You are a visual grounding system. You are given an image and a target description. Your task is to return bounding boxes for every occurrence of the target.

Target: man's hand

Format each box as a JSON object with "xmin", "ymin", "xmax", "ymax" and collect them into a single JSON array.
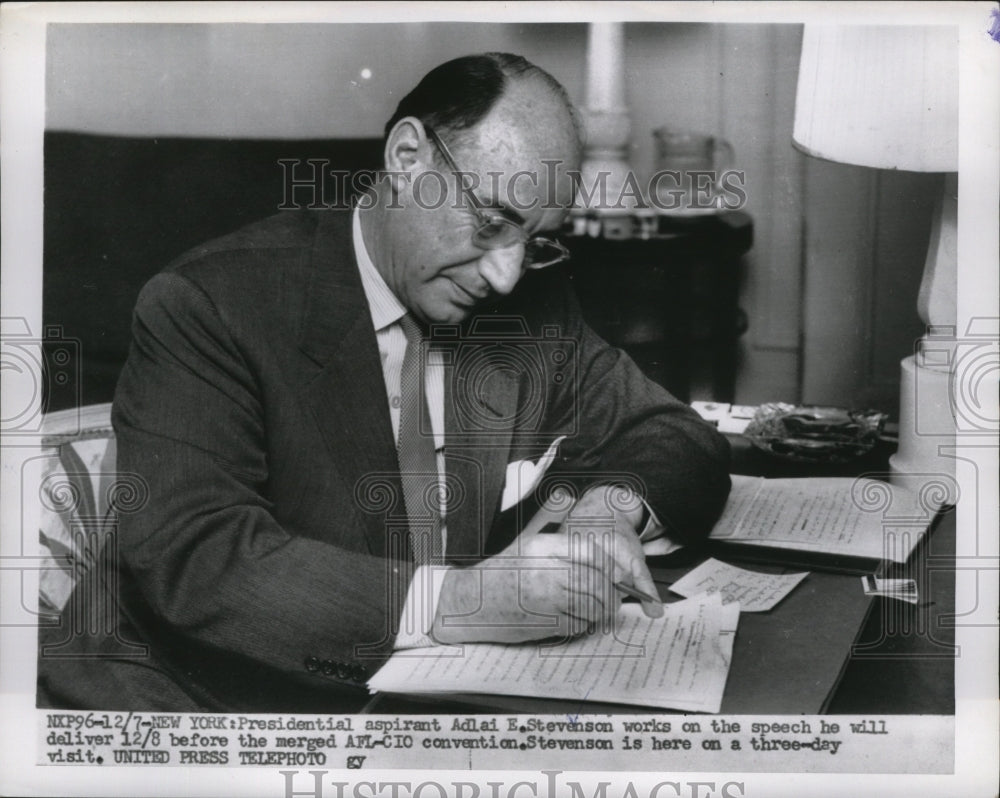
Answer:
[
  {"xmin": 563, "ymin": 484, "xmax": 663, "ymax": 619},
  {"xmin": 432, "ymin": 484, "xmax": 663, "ymax": 645}
]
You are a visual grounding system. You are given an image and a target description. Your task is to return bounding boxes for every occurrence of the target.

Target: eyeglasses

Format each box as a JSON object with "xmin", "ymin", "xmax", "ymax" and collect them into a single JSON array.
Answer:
[{"xmin": 424, "ymin": 126, "xmax": 570, "ymax": 270}]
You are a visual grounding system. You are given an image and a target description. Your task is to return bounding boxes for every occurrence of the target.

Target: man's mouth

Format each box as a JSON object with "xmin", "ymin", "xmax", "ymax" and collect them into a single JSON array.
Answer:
[{"xmin": 451, "ymin": 280, "xmax": 489, "ymax": 306}]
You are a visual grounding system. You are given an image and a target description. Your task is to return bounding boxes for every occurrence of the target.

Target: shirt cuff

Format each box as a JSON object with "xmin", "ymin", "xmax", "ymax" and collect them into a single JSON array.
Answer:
[
  {"xmin": 393, "ymin": 564, "xmax": 450, "ymax": 650},
  {"xmin": 638, "ymin": 500, "xmax": 685, "ymax": 556},
  {"xmin": 637, "ymin": 499, "xmax": 663, "ymax": 541}
]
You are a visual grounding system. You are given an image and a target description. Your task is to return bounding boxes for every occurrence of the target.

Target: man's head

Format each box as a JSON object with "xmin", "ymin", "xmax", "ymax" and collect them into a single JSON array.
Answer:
[{"xmin": 363, "ymin": 53, "xmax": 582, "ymax": 325}]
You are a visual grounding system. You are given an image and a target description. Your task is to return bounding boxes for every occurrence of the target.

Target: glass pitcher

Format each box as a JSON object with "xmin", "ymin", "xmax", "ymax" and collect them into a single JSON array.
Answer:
[{"xmin": 651, "ymin": 129, "xmax": 735, "ymax": 214}]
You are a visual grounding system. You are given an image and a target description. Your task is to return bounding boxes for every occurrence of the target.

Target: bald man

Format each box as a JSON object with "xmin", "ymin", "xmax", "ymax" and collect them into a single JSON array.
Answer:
[{"xmin": 39, "ymin": 53, "xmax": 730, "ymax": 712}]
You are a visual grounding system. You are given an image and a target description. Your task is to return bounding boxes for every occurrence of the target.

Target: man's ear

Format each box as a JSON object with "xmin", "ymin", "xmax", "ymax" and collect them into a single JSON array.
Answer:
[
  {"xmin": 384, "ymin": 117, "xmax": 430, "ymax": 174},
  {"xmin": 383, "ymin": 117, "xmax": 432, "ymax": 201}
]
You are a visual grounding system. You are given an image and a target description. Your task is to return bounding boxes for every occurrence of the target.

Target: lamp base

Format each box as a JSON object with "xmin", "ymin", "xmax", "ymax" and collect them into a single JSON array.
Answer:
[{"xmin": 888, "ymin": 353, "xmax": 958, "ymax": 508}]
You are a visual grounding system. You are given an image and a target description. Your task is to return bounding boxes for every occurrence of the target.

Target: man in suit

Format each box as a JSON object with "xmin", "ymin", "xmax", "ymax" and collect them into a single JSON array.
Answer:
[{"xmin": 38, "ymin": 53, "xmax": 730, "ymax": 712}]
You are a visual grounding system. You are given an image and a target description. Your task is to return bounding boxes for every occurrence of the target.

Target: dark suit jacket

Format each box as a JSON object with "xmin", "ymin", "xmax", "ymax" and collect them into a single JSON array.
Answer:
[{"xmin": 38, "ymin": 209, "xmax": 730, "ymax": 712}]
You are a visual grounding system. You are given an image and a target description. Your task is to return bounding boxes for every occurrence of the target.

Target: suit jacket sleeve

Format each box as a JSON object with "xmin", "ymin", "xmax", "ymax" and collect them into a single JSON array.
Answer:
[
  {"xmin": 112, "ymin": 271, "xmax": 411, "ymax": 698},
  {"xmin": 530, "ymin": 270, "xmax": 731, "ymax": 545}
]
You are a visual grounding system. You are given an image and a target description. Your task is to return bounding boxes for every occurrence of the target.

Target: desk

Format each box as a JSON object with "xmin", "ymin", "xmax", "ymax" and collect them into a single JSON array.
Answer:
[
  {"xmin": 728, "ymin": 433, "xmax": 956, "ymax": 713},
  {"xmin": 830, "ymin": 508, "xmax": 955, "ymax": 714},
  {"xmin": 372, "ymin": 439, "xmax": 955, "ymax": 715}
]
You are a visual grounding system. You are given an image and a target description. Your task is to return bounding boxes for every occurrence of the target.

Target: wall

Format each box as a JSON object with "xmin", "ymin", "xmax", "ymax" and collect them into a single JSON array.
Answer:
[
  {"xmin": 46, "ymin": 21, "xmax": 929, "ymax": 411},
  {"xmin": 801, "ymin": 163, "xmax": 935, "ymax": 409},
  {"xmin": 45, "ymin": 24, "xmax": 588, "ymax": 138}
]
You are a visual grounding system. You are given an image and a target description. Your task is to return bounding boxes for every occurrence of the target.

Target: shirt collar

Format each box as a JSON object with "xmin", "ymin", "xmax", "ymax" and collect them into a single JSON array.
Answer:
[{"xmin": 353, "ymin": 206, "xmax": 406, "ymax": 332}]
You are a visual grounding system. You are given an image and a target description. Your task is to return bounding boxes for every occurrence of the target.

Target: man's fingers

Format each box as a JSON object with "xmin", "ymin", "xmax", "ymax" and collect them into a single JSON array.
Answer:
[
  {"xmin": 629, "ymin": 555, "xmax": 664, "ymax": 618},
  {"xmin": 563, "ymin": 615, "xmax": 592, "ymax": 639},
  {"xmin": 587, "ymin": 525, "xmax": 663, "ymax": 619},
  {"xmin": 517, "ymin": 524, "xmax": 660, "ymax": 622},
  {"xmin": 563, "ymin": 563, "xmax": 615, "ymax": 616},
  {"xmin": 565, "ymin": 522, "xmax": 642, "ymax": 582},
  {"xmin": 563, "ymin": 598, "xmax": 604, "ymax": 626},
  {"xmin": 562, "ymin": 552, "xmax": 620, "ymax": 625}
]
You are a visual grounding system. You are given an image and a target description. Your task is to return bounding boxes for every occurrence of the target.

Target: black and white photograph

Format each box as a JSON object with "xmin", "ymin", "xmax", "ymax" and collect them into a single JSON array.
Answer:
[{"xmin": 1, "ymin": 2, "xmax": 997, "ymax": 796}]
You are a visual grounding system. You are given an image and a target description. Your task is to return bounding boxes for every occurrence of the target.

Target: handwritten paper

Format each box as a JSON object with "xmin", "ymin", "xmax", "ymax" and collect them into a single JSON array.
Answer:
[
  {"xmin": 709, "ymin": 475, "xmax": 928, "ymax": 564},
  {"xmin": 670, "ymin": 558, "xmax": 808, "ymax": 612},
  {"xmin": 369, "ymin": 593, "xmax": 739, "ymax": 713}
]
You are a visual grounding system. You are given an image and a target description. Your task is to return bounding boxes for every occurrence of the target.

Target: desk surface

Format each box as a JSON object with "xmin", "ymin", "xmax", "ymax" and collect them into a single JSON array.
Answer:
[
  {"xmin": 727, "ymin": 433, "xmax": 956, "ymax": 714},
  {"xmin": 830, "ymin": 507, "xmax": 955, "ymax": 714},
  {"xmin": 373, "ymin": 461, "xmax": 956, "ymax": 716},
  {"xmin": 653, "ymin": 560, "xmax": 872, "ymax": 714},
  {"xmin": 375, "ymin": 553, "xmax": 874, "ymax": 716}
]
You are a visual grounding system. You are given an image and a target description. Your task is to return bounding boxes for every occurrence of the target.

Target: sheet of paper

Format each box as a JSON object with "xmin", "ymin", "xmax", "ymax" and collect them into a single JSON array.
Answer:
[
  {"xmin": 368, "ymin": 593, "xmax": 739, "ymax": 713},
  {"xmin": 669, "ymin": 557, "xmax": 808, "ymax": 612},
  {"xmin": 709, "ymin": 475, "xmax": 927, "ymax": 563}
]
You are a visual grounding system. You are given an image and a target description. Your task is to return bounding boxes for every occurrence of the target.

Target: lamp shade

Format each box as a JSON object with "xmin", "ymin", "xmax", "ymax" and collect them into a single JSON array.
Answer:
[{"xmin": 793, "ymin": 26, "xmax": 958, "ymax": 172}]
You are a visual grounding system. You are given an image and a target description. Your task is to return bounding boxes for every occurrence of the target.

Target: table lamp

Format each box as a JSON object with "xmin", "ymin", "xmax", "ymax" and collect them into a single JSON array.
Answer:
[{"xmin": 792, "ymin": 25, "xmax": 959, "ymax": 502}]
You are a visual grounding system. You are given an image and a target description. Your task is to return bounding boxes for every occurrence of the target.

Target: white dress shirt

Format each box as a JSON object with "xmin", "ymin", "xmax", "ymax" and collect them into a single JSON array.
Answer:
[
  {"xmin": 352, "ymin": 208, "xmax": 448, "ymax": 647},
  {"xmin": 351, "ymin": 208, "xmax": 673, "ymax": 648}
]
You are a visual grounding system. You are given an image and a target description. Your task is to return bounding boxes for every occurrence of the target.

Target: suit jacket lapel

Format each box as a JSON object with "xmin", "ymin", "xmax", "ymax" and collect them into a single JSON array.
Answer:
[
  {"xmin": 443, "ymin": 340, "xmax": 519, "ymax": 561},
  {"xmin": 297, "ymin": 210, "xmax": 520, "ymax": 562},
  {"xmin": 299, "ymin": 210, "xmax": 402, "ymax": 558}
]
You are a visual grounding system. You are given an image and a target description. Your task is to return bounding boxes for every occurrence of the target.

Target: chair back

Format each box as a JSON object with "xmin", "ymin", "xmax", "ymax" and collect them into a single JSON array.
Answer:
[{"xmin": 38, "ymin": 402, "xmax": 117, "ymax": 614}]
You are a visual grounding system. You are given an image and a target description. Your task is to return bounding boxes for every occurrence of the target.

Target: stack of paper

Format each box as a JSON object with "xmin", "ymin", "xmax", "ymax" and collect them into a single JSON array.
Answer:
[
  {"xmin": 368, "ymin": 593, "xmax": 739, "ymax": 713},
  {"xmin": 708, "ymin": 475, "xmax": 932, "ymax": 572}
]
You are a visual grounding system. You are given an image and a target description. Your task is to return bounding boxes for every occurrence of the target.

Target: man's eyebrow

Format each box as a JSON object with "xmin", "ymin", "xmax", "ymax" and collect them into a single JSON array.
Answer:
[
  {"xmin": 489, "ymin": 200, "xmax": 568, "ymax": 236},
  {"xmin": 492, "ymin": 204, "xmax": 527, "ymax": 226},
  {"xmin": 466, "ymin": 186, "xmax": 527, "ymax": 226}
]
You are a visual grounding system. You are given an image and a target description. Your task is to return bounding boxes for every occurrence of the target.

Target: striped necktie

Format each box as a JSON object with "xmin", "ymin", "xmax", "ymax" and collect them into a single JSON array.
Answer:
[{"xmin": 397, "ymin": 314, "xmax": 442, "ymax": 565}]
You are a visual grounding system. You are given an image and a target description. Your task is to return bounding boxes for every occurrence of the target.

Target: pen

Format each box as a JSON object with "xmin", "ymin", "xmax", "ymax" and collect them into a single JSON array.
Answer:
[
  {"xmin": 538, "ymin": 522, "xmax": 661, "ymax": 604},
  {"xmin": 614, "ymin": 582, "xmax": 661, "ymax": 604}
]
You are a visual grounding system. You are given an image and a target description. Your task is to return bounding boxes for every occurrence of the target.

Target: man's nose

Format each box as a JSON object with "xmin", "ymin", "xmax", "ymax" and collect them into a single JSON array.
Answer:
[{"xmin": 477, "ymin": 245, "xmax": 524, "ymax": 296}]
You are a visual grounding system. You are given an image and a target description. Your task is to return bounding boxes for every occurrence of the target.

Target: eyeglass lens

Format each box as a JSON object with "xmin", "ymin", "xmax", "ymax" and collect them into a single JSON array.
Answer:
[{"xmin": 426, "ymin": 126, "xmax": 568, "ymax": 269}]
